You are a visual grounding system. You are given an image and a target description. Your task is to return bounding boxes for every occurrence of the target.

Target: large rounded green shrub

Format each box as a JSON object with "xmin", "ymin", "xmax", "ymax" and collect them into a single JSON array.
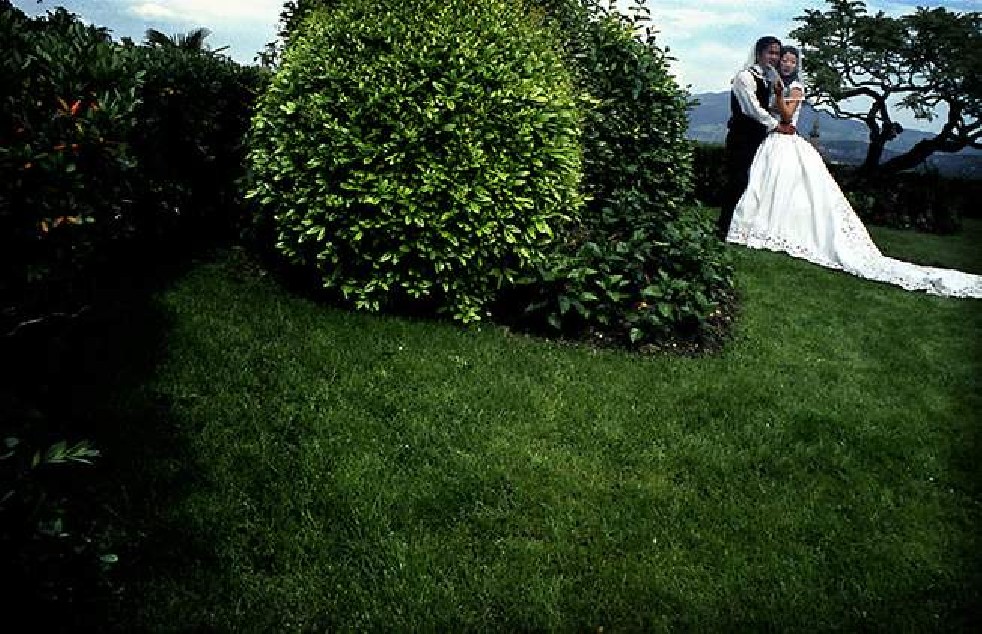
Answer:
[{"xmin": 247, "ymin": 0, "xmax": 584, "ymax": 322}]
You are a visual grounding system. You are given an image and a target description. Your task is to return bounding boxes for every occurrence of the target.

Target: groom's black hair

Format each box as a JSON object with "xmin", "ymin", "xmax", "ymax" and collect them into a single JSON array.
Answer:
[{"xmin": 755, "ymin": 36, "xmax": 781, "ymax": 57}]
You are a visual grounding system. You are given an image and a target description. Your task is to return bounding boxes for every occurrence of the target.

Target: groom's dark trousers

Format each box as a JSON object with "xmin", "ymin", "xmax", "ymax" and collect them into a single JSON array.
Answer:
[{"xmin": 717, "ymin": 75, "xmax": 771, "ymax": 239}]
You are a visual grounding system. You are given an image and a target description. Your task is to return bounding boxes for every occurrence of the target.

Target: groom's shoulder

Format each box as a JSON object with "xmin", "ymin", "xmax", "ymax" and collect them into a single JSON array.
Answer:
[
  {"xmin": 746, "ymin": 65, "xmax": 766, "ymax": 79},
  {"xmin": 731, "ymin": 67, "xmax": 755, "ymax": 85}
]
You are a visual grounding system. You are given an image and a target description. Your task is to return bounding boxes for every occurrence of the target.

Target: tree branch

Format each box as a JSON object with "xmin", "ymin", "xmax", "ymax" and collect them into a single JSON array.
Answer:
[
  {"xmin": 3, "ymin": 307, "xmax": 90, "ymax": 339},
  {"xmin": 792, "ymin": 0, "xmax": 982, "ymax": 174}
]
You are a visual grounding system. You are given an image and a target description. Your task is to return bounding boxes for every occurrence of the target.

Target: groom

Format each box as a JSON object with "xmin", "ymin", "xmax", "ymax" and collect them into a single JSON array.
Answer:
[{"xmin": 716, "ymin": 36, "xmax": 797, "ymax": 239}]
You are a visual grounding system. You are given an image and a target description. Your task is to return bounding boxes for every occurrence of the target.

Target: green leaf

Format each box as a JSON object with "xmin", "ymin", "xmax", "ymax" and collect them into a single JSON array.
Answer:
[{"xmin": 558, "ymin": 295, "xmax": 571, "ymax": 315}]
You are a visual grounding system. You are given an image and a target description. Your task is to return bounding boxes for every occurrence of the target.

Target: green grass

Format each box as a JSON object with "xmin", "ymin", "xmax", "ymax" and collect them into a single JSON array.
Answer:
[
  {"xmin": 85, "ymin": 219, "xmax": 981, "ymax": 631},
  {"xmin": 868, "ymin": 219, "xmax": 982, "ymax": 275}
]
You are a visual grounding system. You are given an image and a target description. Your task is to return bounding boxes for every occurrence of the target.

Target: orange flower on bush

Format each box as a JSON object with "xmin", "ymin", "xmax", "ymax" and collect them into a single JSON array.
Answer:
[
  {"xmin": 52, "ymin": 215, "xmax": 82, "ymax": 227},
  {"xmin": 56, "ymin": 97, "xmax": 84, "ymax": 117},
  {"xmin": 39, "ymin": 216, "xmax": 82, "ymax": 234}
]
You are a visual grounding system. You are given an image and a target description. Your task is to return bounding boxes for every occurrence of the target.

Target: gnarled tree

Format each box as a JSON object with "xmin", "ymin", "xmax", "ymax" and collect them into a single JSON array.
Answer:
[{"xmin": 791, "ymin": 0, "xmax": 981, "ymax": 175}]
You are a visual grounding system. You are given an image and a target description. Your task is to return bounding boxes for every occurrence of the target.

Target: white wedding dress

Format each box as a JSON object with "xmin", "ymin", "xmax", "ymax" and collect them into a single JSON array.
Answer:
[{"xmin": 726, "ymin": 90, "xmax": 982, "ymax": 299}]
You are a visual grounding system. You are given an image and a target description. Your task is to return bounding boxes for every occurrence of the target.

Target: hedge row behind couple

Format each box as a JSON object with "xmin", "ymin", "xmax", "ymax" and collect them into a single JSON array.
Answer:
[{"xmin": 718, "ymin": 36, "xmax": 982, "ymax": 299}]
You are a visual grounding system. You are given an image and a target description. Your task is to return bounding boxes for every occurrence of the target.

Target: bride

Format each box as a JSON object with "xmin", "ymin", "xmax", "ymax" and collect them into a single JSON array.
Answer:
[{"xmin": 725, "ymin": 45, "xmax": 982, "ymax": 299}]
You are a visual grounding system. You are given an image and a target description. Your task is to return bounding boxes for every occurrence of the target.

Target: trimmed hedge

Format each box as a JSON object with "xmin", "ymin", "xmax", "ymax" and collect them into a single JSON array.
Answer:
[
  {"xmin": 1, "ymin": 3, "xmax": 267, "ymax": 328},
  {"xmin": 261, "ymin": 0, "xmax": 734, "ymax": 347},
  {"xmin": 1, "ymin": 5, "xmax": 144, "ymax": 317},
  {"xmin": 247, "ymin": 0, "xmax": 584, "ymax": 322},
  {"xmin": 129, "ymin": 45, "xmax": 269, "ymax": 239}
]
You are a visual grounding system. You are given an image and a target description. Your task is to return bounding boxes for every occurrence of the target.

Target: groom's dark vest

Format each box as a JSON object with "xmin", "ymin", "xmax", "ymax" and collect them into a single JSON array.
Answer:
[{"xmin": 727, "ymin": 71, "xmax": 770, "ymax": 143}]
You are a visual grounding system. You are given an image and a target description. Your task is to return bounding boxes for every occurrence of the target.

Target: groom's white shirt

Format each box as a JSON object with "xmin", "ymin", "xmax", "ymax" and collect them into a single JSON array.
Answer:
[{"xmin": 732, "ymin": 64, "xmax": 778, "ymax": 132}]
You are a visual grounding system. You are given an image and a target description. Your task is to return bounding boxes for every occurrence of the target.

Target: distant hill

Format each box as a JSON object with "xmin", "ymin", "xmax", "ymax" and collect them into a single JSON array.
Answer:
[{"xmin": 687, "ymin": 92, "xmax": 982, "ymax": 179}]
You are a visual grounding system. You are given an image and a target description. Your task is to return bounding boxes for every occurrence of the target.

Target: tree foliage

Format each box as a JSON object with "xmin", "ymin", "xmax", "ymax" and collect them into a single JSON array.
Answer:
[
  {"xmin": 143, "ymin": 27, "xmax": 224, "ymax": 53},
  {"xmin": 791, "ymin": 0, "xmax": 982, "ymax": 175},
  {"xmin": 255, "ymin": 0, "xmax": 333, "ymax": 67}
]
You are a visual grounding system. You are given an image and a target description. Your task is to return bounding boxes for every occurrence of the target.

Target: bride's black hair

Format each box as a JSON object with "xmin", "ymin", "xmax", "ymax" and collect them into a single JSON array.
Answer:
[{"xmin": 780, "ymin": 46, "xmax": 800, "ymax": 85}]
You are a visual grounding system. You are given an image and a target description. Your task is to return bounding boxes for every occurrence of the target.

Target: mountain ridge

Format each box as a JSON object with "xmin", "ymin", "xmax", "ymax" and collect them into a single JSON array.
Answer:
[{"xmin": 686, "ymin": 91, "xmax": 982, "ymax": 178}]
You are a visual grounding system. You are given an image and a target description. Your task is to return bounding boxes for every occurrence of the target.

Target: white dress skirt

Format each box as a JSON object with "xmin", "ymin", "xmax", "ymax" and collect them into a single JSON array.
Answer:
[{"xmin": 726, "ymin": 133, "xmax": 982, "ymax": 299}]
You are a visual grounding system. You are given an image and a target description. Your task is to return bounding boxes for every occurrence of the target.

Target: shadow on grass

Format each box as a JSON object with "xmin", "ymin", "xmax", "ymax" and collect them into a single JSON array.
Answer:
[
  {"xmin": 0, "ymin": 242, "xmax": 226, "ymax": 632},
  {"xmin": 8, "ymin": 231, "xmax": 979, "ymax": 630},
  {"xmin": 951, "ymin": 298, "xmax": 982, "ymax": 629}
]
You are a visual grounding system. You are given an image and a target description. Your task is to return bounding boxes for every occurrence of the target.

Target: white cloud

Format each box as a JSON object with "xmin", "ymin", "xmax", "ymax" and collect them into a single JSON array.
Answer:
[
  {"xmin": 666, "ymin": 41, "xmax": 749, "ymax": 92},
  {"xmin": 667, "ymin": 0, "xmax": 782, "ymax": 6},
  {"xmin": 629, "ymin": 0, "xmax": 803, "ymax": 90},
  {"xmin": 125, "ymin": 0, "xmax": 282, "ymax": 25},
  {"xmin": 129, "ymin": 3, "xmax": 181, "ymax": 20},
  {"xmin": 649, "ymin": 8, "xmax": 756, "ymax": 39},
  {"xmin": 641, "ymin": 0, "xmax": 787, "ymax": 36}
]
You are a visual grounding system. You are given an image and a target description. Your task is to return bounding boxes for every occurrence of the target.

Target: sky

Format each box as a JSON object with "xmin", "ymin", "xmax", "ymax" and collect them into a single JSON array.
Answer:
[{"xmin": 12, "ymin": 0, "xmax": 982, "ymax": 132}]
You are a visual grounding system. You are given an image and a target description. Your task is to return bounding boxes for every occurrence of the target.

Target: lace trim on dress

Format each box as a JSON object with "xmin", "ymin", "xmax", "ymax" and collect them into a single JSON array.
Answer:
[{"xmin": 728, "ymin": 224, "xmax": 844, "ymax": 270}]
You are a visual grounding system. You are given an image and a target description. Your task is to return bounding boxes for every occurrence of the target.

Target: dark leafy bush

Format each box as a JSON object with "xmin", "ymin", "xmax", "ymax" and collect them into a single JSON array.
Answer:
[
  {"xmin": 835, "ymin": 166, "xmax": 965, "ymax": 234},
  {"xmin": 0, "ymin": 6, "xmax": 132, "ymax": 618},
  {"xmin": 1, "ymin": 0, "xmax": 265, "ymax": 621},
  {"xmin": 690, "ymin": 142, "xmax": 726, "ymax": 208},
  {"xmin": 129, "ymin": 45, "xmax": 269, "ymax": 240},
  {"xmin": 247, "ymin": 0, "xmax": 584, "ymax": 322},
  {"xmin": 523, "ymin": 210, "xmax": 729, "ymax": 345},
  {"xmin": 517, "ymin": 0, "xmax": 733, "ymax": 347},
  {"xmin": 0, "ymin": 4, "xmax": 144, "ymax": 322},
  {"xmin": 1, "ymin": 3, "xmax": 266, "ymax": 328},
  {"xmin": 0, "ymin": 429, "xmax": 113, "ymax": 613}
]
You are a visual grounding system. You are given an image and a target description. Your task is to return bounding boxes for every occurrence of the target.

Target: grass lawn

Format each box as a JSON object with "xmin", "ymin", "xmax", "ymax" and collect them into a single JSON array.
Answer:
[{"xmin": 78, "ymin": 218, "xmax": 981, "ymax": 631}]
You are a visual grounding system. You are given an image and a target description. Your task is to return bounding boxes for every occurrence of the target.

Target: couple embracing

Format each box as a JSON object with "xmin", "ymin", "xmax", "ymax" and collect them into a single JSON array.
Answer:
[{"xmin": 716, "ymin": 36, "xmax": 982, "ymax": 299}]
